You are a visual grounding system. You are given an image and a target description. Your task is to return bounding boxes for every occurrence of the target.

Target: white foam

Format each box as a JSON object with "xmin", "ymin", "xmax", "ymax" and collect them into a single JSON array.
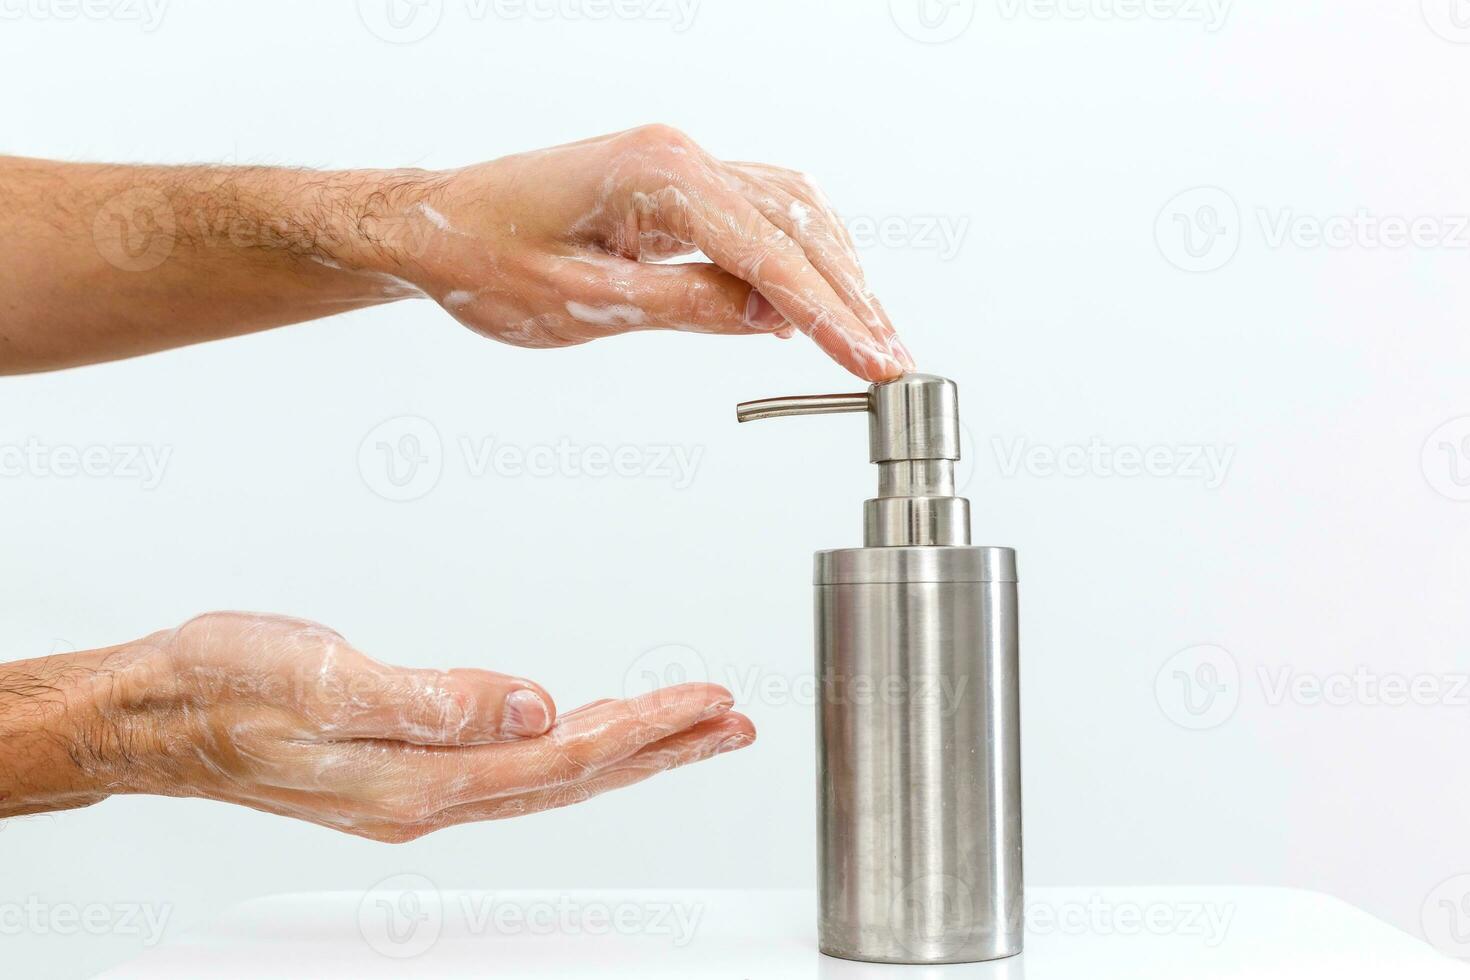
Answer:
[
  {"xmin": 413, "ymin": 201, "xmax": 452, "ymax": 231},
  {"xmin": 565, "ymin": 301, "xmax": 647, "ymax": 327},
  {"xmin": 788, "ymin": 200, "xmax": 812, "ymax": 232}
]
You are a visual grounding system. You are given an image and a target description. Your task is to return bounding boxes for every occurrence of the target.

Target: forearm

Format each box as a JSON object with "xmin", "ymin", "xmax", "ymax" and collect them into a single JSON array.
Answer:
[
  {"xmin": 0, "ymin": 644, "xmax": 145, "ymax": 817},
  {"xmin": 0, "ymin": 157, "xmax": 441, "ymax": 373}
]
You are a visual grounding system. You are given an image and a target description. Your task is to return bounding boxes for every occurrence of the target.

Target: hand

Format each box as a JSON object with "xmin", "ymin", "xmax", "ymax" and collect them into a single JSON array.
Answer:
[
  {"xmin": 1, "ymin": 135, "xmax": 912, "ymax": 377},
  {"xmin": 381, "ymin": 125, "xmax": 915, "ymax": 382},
  {"xmin": 0, "ymin": 612, "xmax": 753, "ymax": 841}
]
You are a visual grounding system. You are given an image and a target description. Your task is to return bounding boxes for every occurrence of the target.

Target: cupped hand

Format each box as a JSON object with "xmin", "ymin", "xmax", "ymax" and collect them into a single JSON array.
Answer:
[
  {"xmin": 84, "ymin": 612, "xmax": 753, "ymax": 841},
  {"xmin": 390, "ymin": 125, "xmax": 915, "ymax": 382}
]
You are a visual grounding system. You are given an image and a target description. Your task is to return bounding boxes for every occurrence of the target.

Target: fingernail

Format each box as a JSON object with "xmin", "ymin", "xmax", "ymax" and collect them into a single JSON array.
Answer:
[
  {"xmin": 699, "ymin": 698, "xmax": 735, "ymax": 722},
  {"xmin": 717, "ymin": 734, "xmax": 754, "ymax": 754},
  {"xmin": 502, "ymin": 689, "xmax": 552, "ymax": 737},
  {"xmin": 888, "ymin": 335, "xmax": 917, "ymax": 370},
  {"xmin": 743, "ymin": 290, "xmax": 785, "ymax": 331}
]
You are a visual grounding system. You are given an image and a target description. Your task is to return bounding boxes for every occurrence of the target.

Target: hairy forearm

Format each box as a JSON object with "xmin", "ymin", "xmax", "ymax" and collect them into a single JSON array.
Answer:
[
  {"xmin": 0, "ymin": 637, "xmax": 191, "ymax": 820},
  {"xmin": 0, "ymin": 157, "xmax": 445, "ymax": 373},
  {"xmin": 0, "ymin": 647, "xmax": 127, "ymax": 817}
]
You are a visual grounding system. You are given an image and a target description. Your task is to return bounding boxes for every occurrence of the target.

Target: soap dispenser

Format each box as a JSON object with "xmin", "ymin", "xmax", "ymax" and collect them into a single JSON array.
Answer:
[{"xmin": 737, "ymin": 373, "xmax": 1022, "ymax": 964}]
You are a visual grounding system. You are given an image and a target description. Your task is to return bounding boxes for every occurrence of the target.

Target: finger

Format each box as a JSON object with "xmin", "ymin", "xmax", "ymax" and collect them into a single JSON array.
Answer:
[
  {"xmin": 559, "ymin": 698, "xmax": 615, "ymax": 720},
  {"xmin": 561, "ymin": 253, "xmax": 786, "ymax": 336},
  {"xmin": 634, "ymin": 177, "xmax": 905, "ymax": 382},
  {"xmin": 409, "ymin": 711, "xmax": 756, "ymax": 834},
  {"xmin": 731, "ymin": 164, "xmax": 914, "ymax": 367},
  {"xmin": 483, "ymin": 681, "xmax": 736, "ymax": 795},
  {"xmin": 301, "ymin": 653, "xmax": 557, "ymax": 745},
  {"xmin": 727, "ymin": 166, "xmax": 913, "ymax": 370},
  {"xmin": 728, "ymin": 161, "xmax": 863, "ymax": 254},
  {"xmin": 252, "ymin": 699, "xmax": 750, "ymax": 842},
  {"xmin": 283, "ymin": 681, "xmax": 731, "ymax": 820},
  {"xmin": 674, "ymin": 183, "xmax": 901, "ymax": 380},
  {"xmin": 728, "ymin": 167, "xmax": 880, "ymax": 322}
]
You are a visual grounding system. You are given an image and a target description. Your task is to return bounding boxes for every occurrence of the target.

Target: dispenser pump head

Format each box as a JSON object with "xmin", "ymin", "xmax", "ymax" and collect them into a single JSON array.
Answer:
[{"xmin": 736, "ymin": 374, "xmax": 971, "ymax": 548}]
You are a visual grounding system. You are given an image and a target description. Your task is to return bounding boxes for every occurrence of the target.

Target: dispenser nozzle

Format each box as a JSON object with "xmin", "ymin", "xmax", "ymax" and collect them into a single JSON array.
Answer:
[
  {"xmin": 735, "ymin": 392, "xmax": 870, "ymax": 423},
  {"xmin": 735, "ymin": 374, "xmax": 972, "ymax": 548}
]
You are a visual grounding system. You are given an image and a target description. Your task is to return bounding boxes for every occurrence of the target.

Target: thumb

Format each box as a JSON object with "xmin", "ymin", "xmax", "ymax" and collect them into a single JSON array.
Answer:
[{"xmin": 305, "ymin": 658, "xmax": 558, "ymax": 745}]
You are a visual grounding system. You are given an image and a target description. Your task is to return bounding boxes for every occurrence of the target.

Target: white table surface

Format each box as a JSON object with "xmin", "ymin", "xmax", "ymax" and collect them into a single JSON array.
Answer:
[{"xmin": 97, "ymin": 886, "xmax": 1468, "ymax": 978}]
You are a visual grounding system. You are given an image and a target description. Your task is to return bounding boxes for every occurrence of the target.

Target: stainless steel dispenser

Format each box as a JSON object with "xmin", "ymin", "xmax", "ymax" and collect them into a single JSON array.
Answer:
[{"xmin": 737, "ymin": 373, "xmax": 1023, "ymax": 965}]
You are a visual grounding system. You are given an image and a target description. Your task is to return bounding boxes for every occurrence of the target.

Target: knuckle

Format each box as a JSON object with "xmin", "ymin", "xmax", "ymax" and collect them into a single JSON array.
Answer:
[
  {"xmin": 175, "ymin": 611, "xmax": 345, "ymax": 656},
  {"xmin": 629, "ymin": 123, "xmax": 695, "ymax": 153},
  {"xmin": 171, "ymin": 610, "xmax": 247, "ymax": 647}
]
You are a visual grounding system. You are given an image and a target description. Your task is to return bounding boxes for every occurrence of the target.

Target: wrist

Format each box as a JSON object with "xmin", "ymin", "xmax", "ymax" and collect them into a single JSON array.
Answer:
[{"xmin": 323, "ymin": 166, "xmax": 454, "ymax": 286}]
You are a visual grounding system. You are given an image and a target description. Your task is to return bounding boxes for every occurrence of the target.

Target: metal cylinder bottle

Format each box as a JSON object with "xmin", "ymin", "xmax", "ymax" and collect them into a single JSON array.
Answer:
[{"xmin": 738, "ymin": 374, "xmax": 1023, "ymax": 964}]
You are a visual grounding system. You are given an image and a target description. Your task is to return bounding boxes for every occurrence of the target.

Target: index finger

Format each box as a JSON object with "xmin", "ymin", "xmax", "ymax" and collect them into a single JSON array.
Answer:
[{"xmin": 639, "ymin": 176, "xmax": 906, "ymax": 382}]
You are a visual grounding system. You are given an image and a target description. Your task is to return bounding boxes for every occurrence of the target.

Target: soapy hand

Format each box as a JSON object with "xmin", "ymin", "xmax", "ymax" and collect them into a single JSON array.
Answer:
[
  {"xmin": 2, "ymin": 133, "xmax": 911, "ymax": 378},
  {"xmin": 382, "ymin": 125, "xmax": 915, "ymax": 382},
  {"xmin": 0, "ymin": 612, "xmax": 753, "ymax": 841}
]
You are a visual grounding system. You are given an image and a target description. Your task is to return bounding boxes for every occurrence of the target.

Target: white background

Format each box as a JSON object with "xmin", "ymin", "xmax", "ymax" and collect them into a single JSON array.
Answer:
[{"xmin": 3, "ymin": 0, "xmax": 1470, "ymax": 976}]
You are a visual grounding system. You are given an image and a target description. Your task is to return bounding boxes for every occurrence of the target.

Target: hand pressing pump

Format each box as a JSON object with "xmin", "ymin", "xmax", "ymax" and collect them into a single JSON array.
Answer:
[{"xmin": 738, "ymin": 374, "xmax": 1023, "ymax": 965}]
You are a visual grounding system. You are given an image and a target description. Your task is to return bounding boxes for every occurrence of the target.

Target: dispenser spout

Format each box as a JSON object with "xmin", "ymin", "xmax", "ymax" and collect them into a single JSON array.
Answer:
[
  {"xmin": 735, "ymin": 392, "xmax": 870, "ymax": 423},
  {"xmin": 735, "ymin": 374, "xmax": 972, "ymax": 548}
]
